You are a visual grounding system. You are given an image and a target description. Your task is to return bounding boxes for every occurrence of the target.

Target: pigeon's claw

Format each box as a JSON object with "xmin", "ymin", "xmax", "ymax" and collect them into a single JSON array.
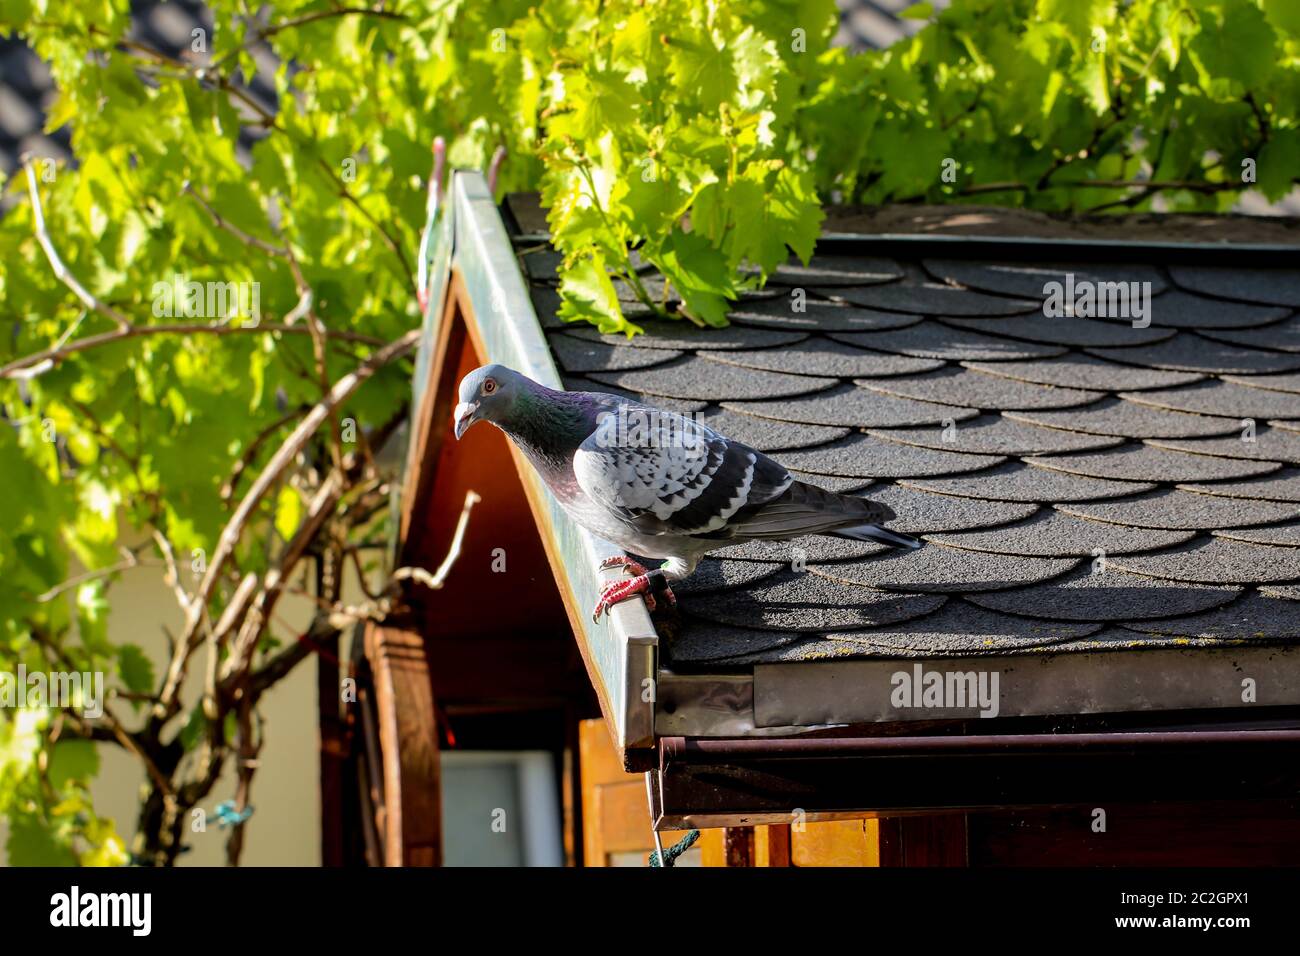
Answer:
[
  {"xmin": 598, "ymin": 555, "xmax": 649, "ymax": 576},
  {"xmin": 592, "ymin": 574, "xmax": 655, "ymax": 623}
]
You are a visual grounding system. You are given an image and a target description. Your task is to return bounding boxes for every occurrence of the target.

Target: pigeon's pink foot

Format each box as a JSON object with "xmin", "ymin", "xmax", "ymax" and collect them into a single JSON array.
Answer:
[
  {"xmin": 592, "ymin": 574, "xmax": 656, "ymax": 623},
  {"xmin": 598, "ymin": 555, "xmax": 649, "ymax": 576}
]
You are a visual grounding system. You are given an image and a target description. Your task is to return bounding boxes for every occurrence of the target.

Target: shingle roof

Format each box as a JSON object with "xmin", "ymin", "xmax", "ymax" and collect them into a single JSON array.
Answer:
[{"xmin": 515, "ymin": 228, "xmax": 1300, "ymax": 669}]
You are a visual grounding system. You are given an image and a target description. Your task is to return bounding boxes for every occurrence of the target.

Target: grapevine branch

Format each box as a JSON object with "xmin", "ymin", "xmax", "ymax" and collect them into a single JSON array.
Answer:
[
  {"xmin": 175, "ymin": 327, "xmax": 420, "ymax": 655},
  {"xmin": 84, "ymin": 25, "xmax": 415, "ymax": 286},
  {"xmin": 23, "ymin": 161, "xmax": 131, "ymax": 332},
  {"xmin": 0, "ymin": 322, "xmax": 387, "ymax": 380}
]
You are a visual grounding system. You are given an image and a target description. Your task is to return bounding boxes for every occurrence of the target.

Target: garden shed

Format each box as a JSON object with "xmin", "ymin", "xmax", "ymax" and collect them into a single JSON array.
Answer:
[{"xmin": 352, "ymin": 169, "xmax": 1300, "ymax": 866}]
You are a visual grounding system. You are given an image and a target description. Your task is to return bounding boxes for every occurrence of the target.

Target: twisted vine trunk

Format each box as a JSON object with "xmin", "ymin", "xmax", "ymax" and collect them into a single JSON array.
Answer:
[
  {"xmin": 128, "ymin": 737, "xmax": 189, "ymax": 866},
  {"xmin": 131, "ymin": 786, "xmax": 188, "ymax": 867}
]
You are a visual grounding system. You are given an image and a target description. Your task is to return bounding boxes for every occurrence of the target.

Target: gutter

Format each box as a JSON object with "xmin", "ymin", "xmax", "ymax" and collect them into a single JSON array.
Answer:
[{"xmin": 651, "ymin": 724, "xmax": 1300, "ymax": 829}]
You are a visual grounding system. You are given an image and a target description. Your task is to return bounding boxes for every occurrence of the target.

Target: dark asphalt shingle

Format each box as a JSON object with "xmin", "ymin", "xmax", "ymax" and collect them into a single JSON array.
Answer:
[
  {"xmin": 768, "ymin": 255, "xmax": 903, "ymax": 286},
  {"xmin": 866, "ymin": 484, "xmax": 1040, "ymax": 534},
  {"xmin": 684, "ymin": 568, "xmax": 947, "ymax": 632},
  {"xmin": 561, "ymin": 376, "xmax": 708, "ymax": 414},
  {"xmin": 929, "ymin": 509, "xmax": 1197, "ymax": 558},
  {"xmin": 942, "ymin": 313, "xmax": 1177, "ymax": 348},
  {"xmin": 1200, "ymin": 314, "xmax": 1300, "ymax": 353},
  {"xmin": 671, "ymin": 558, "xmax": 785, "ymax": 595},
  {"xmin": 699, "ymin": 407, "xmax": 850, "ymax": 452},
  {"xmin": 858, "ymin": 366, "xmax": 1103, "ymax": 410},
  {"xmin": 826, "ymin": 600, "xmax": 1106, "ymax": 656},
  {"xmin": 1110, "ymin": 537, "xmax": 1300, "ymax": 584},
  {"xmin": 1006, "ymin": 396, "xmax": 1243, "ymax": 438},
  {"xmin": 789, "ymin": 470, "xmax": 875, "ymax": 493},
  {"xmin": 586, "ymin": 354, "xmax": 836, "ymax": 401},
  {"xmin": 775, "ymin": 432, "xmax": 1004, "ymax": 478},
  {"xmin": 922, "ymin": 258, "xmax": 1167, "ymax": 299},
  {"xmin": 666, "ymin": 620, "xmax": 808, "ymax": 664},
  {"xmin": 714, "ymin": 532, "xmax": 886, "ymax": 563},
  {"xmin": 1225, "ymin": 371, "xmax": 1300, "ymax": 395},
  {"xmin": 705, "ymin": 337, "xmax": 942, "ymax": 377},
  {"xmin": 1026, "ymin": 444, "xmax": 1282, "ymax": 483},
  {"xmin": 567, "ymin": 320, "xmax": 807, "ymax": 351},
  {"xmin": 518, "ymin": 237, "xmax": 1300, "ymax": 665},
  {"xmin": 1261, "ymin": 584, "xmax": 1300, "ymax": 600},
  {"xmin": 1057, "ymin": 489, "xmax": 1299, "ymax": 529},
  {"xmin": 1213, "ymin": 521, "xmax": 1300, "ymax": 546},
  {"xmin": 870, "ymin": 416, "xmax": 1125, "ymax": 456},
  {"xmin": 1119, "ymin": 591, "xmax": 1300, "ymax": 639},
  {"xmin": 1142, "ymin": 290, "xmax": 1290, "ymax": 330},
  {"xmin": 901, "ymin": 461, "xmax": 1155, "ymax": 503},
  {"xmin": 1089, "ymin": 336, "xmax": 1300, "ymax": 374},
  {"xmin": 832, "ymin": 322, "xmax": 1067, "ymax": 361},
  {"xmin": 968, "ymin": 566, "xmax": 1242, "ymax": 621},
  {"xmin": 809, "ymin": 547, "xmax": 1080, "ymax": 594},
  {"xmin": 548, "ymin": 333, "xmax": 682, "ymax": 372},
  {"xmin": 822, "ymin": 282, "xmax": 1039, "ymax": 317},
  {"xmin": 1168, "ymin": 265, "xmax": 1300, "ymax": 307},
  {"xmin": 726, "ymin": 296, "xmax": 922, "ymax": 332},
  {"xmin": 1120, "ymin": 380, "xmax": 1300, "ymax": 420},
  {"xmin": 723, "ymin": 382, "xmax": 980, "ymax": 428},
  {"xmin": 1178, "ymin": 470, "xmax": 1300, "ymax": 502},
  {"xmin": 963, "ymin": 354, "xmax": 1204, "ymax": 391}
]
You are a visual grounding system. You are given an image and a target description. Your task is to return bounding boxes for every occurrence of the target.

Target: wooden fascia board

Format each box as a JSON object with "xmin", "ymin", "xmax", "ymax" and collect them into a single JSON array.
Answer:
[{"xmin": 398, "ymin": 171, "xmax": 657, "ymax": 763}]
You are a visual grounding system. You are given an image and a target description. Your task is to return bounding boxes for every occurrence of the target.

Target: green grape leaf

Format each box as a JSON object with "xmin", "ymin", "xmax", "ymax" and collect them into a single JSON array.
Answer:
[
  {"xmin": 47, "ymin": 739, "xmax": 100, "ymax": 789},
  {"xmin": 116, "ymin": 644, "xmax": 155, "ymax": 699},
  {"xmin": 6, "ymin": 813, "xmax": 77, "ymax": 867}
]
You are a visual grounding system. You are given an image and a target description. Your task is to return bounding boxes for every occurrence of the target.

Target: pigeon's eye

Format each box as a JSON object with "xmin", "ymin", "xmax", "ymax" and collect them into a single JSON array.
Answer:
[{"xmin": 483, "ymin": 379, "xmax": 497, "ymax": 395}]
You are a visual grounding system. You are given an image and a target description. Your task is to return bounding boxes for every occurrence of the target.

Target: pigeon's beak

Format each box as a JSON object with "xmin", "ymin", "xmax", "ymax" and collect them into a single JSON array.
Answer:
[{"xmin": 453, "ymin": 401, "xmax": 478, "ymax": 440}]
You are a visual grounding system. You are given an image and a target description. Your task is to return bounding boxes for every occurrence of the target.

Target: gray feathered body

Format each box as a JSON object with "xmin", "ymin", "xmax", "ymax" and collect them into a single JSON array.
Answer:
[{"xmin": 493, "ymin": 378, "xmax": 917, "ymax": 578}]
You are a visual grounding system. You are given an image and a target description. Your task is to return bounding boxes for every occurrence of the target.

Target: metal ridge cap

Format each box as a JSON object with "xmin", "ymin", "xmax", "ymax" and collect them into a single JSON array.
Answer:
[
  {"xmin": 510, "ymin": 230, "xmax": 1300, "ymax": 259},
  {"xmin": 819, "ymin": 231, "xmax": 1300, "ymax": 253}
]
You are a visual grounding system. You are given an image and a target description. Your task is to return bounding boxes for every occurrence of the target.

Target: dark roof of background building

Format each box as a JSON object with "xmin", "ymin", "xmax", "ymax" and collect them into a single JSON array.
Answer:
[
  {"xmin": 0, "ymin": 0, "xmax": 270, "ymax": 177},
  {"xmin": 834, "ymin": 0, "xmax": 934, "ymax": 50},
  {"xmin": 510, "ymin": 201, "xmax": 1300, "ymax": 670}
]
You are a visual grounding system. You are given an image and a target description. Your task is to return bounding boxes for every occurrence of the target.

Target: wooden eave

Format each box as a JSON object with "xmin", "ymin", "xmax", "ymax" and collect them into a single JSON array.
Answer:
[{"xmin": 396, "ymin": 172, "xmax": 658, "ymax": 765}]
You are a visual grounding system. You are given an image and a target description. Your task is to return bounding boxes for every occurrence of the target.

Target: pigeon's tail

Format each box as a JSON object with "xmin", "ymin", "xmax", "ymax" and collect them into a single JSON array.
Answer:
[
  {"xmin": 828, "ymin": 523, "xmax": 923, "ymax": 550},
  {"xmin": 708, "ymin": 478, "xmax": 920, "ymax": 548}
]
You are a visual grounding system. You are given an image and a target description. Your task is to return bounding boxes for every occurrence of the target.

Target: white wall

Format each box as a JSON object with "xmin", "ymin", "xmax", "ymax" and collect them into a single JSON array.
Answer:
[{"xmin": 1, "ymin": 554, "xmax": 321, "ymax": 867}]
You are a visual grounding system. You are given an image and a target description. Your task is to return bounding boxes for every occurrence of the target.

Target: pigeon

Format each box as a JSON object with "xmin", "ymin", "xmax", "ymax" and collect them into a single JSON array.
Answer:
[{"xmin": 454, "ymin": 364, "xmax": 921, "ymax": 622}]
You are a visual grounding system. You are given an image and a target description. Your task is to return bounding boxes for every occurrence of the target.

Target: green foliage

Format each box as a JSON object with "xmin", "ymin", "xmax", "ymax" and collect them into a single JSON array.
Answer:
[
  {"xmin": 420, "ymin": 0, "xmax": 1298, "ymax": 332},
  {"xmin": 0, "ymin": 0, "xmax": 1294, "ymax": 863},
  {"xmin": 448, "ymin": 0, "xmax": 837, "ymax": 330},
  {"xmin": 810, "ymin": 0, "xmax": 1300, "ymax": 215},
  {"xmin": 0, "ymin": 0, "xmax": 431, "ymax": 863}
]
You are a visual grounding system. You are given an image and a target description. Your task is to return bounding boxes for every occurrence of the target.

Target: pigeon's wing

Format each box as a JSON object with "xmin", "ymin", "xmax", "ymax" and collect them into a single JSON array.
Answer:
[
  {"xmin": 572, "ymin": 404, "xmax": 793, "ymax": 537},
  {"xmin": 712, "ymin": 477, "xmax": 899, "ymax": 541}
]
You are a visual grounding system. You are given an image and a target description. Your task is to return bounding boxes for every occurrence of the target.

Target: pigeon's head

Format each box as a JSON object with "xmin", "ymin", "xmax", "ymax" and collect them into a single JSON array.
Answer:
[{"xmin": 454, "ymin": 364, "xmax": 524, "ymax": 439}]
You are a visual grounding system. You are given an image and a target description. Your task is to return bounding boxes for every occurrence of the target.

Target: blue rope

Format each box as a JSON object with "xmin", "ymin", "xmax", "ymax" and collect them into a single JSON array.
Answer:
[
  {"xmin": 213, "ymin": 800, "xmax": 254, "ymax": 829},
  {"xmin": 648, "ymin": 829, "xmax": 700, "ymax": 867}
]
